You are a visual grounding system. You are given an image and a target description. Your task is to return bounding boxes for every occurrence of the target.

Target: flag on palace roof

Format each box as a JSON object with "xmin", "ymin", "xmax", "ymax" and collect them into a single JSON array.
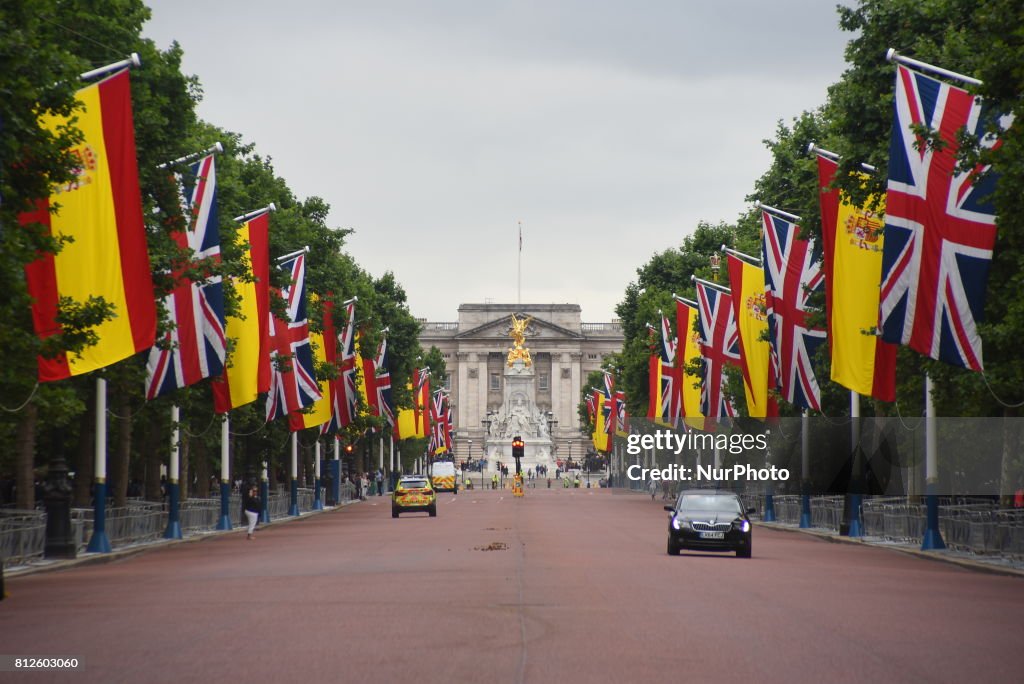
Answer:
[
  {"xmin": 816, "ymin": 155, "xmax": 897, "ymax": 401},
  {"xmin": 879, "ymin": 63, "xmax": 1005, "ymax": 371},
  {"xmin": 146, "ymin": 153, "xmax": 225, "ymax": 399},
  {"xmin": 761, "ymin": 211, "xmax": 826, "ymax": 411},
  {"xmin": 695, "ymin": 281, "xmax": 739, "ymax": 420},
  {"xmin": 212, "ymin": 210, "xmax": 272, "ymax": 413},
  {"xmin": 22, "ymin": 69, "xmax": 156, "ymax": 381}
]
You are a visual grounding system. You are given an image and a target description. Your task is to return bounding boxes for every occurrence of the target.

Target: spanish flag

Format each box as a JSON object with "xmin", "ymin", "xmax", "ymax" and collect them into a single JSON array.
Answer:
[
  {"xmin": 816, "ymin": 156, "xmax": 896, "ymax": 401},
  {"xmin": 592, "ymin": 390, "xmax": 611, "ymax": 452},
  {"xmin": 727, "ymin": 255, "xmax": 775, "ymax": 418},
  {"xmin": 22, "ymin": 70, "xmax": 155, "ymax": 381},
  {"xmin": 647, "ymin": 350, "xmax": 662, "ymax": 421},
  {"xmin": 356, "ymin": 332, "xmax": 376, "ymax": 418},
  {"xmin": 675, "ymin": 299, "xmax": 705, "ymax": 430},
  {"xmin": 212, "ymin": 211, "xmax": 271, "ymax": 412},
  {"xmin": 289, "ymin": 293, "xmax": 332, "ymax": 431}
]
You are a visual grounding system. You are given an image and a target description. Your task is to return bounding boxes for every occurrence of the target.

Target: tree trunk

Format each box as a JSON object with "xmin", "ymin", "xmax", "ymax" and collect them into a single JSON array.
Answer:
[
  {"xmin": 73, "ymin": 390, "xmax": 95, "ymax": 507},
  {"xmin": 14, "ymin": 401, "xmax": 38, "ymax": 510},
  {"xmin": 111, "ymin": 392, "xmax": 132, "ymax": 507}
]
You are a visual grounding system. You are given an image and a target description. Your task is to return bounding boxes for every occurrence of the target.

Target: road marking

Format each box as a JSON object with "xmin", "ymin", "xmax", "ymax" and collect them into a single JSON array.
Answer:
[{"xmin": 447, "ymin": 498, "xmax": 457, "ymax": 504}]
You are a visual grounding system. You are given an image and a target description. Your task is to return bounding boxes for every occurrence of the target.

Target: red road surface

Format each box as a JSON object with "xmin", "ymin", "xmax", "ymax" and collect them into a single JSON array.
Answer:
[{"xmin": 3, "ymin": 487, "xmax": 1023, "ymax": 683}]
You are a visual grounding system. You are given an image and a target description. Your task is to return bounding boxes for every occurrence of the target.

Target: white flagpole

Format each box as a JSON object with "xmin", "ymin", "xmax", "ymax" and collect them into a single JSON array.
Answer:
[
  {"xmin": 288, "ymin": 432, "xmax": 299, "ymax": 516},
  {"xmin": 216, "ymin": 415, "xmax": 231, "ymax": 530},
  {"xmin": 233, "ymin": 203, "xmax": 277, "ymax": 223},
  {"xmin": 517, "ymin": 221, "xmax": 522, "ymax": 306},
  {"xmin": 806, "ymin": 143, "xmax": 878, "ymax": 173},
  {"xmin": 886, "ymin": 48, "xmax": 982, "ymax": 87},
  {"xmin": 157, "ymin": 142, "xmax": 224, "ymax": 170},
  {"xmin": 720, "ymin": 244, "xmax": 762, "ymax": 266},
  {"xmin": 754, "ymin": 201, "xmax": 802, "ymax": 224},
  {"xmin": 80, "ymin": 53, "xmax": 140, "ymax": 81},
  {"xmin": 164, "ymin": 405, "xmax": 183, "ymax": 539}
]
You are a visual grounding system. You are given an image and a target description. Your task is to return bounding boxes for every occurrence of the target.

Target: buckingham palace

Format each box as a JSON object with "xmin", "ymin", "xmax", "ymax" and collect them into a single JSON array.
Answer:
[{"xmin": 418, "ymin": 303, "xmax": 624, "ymax": 469}]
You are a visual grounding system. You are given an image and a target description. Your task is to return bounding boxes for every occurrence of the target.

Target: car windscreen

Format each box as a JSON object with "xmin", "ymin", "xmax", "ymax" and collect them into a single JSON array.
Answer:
[
  {"xmin": 400, "ymin": 480, "xmax": 429, "ymax": 489},
  {"xmin": 677, "ymin": 494, "xmax": 742, "ymax": 515}
]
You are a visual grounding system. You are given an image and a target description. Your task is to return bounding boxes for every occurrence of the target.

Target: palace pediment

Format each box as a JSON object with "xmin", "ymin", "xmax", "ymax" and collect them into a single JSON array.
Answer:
[{"xmin": 454, "ymin": 314, "xmax": 582, "ymax": 342}]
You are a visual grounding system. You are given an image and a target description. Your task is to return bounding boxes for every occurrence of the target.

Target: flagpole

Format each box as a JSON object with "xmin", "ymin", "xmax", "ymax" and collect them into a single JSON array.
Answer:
[
  {"xmin": 921, "ymin": 373, "xmax": 946, "ymax": 550},
  {"xmin": 80, "ymin": 53, "xmax": 140, "ymax": 81},
  {"xmin": 691, "ymin": 275, "xmax": 731, "ymax": 294},
  {"xmin": 800, "ymin": 409, "xmax": 812, "ymax": 528},
  {"xmin": 673, "ymin": 293, "xmax": 698, "ymax": 308},
  {"xmin": 217, "ymin": 416, "xmax": 232, "ymax": 529},
  {"xmin": 164, "ymin": 405, "xmax": 183, "ymax": 539},
  {"xmin": 720, "ymin": 244, "xmax": 762, "ymax": 266},
  {"xmin": 289, "ymin": 432, "xmax": 300, "ymax": 516},
  {"xmin": 276, "ymin": 246, "xmax": 310, "ymax": 262},
  {"xmin": 233, "ymin": 203, "xmax": 277, "ymax": 223},
  {"xmin": 157, "ymin": 142, "xmax": 224, "ymax": 170},
  {"xmin": 517, "ymin": 221, "xmax": 522, "ymax": 306},
  {"xmin": 332, "ymin": 437, "xmax": 341, "ymax": 506},
  {"xmin": 886, "ymin": 48, "xmax": 982, "ymax": 87},
  {"xmin": 86, "ymin": 377, "xmax": 112, "ymax": 553},
  {"xmin": 312, "ymin": 439, "xmax": 324, "ymax": 510},
  {"xmin": 806, "ymin": 143, "xmax": 878, "ymax": 173},
  {"xmin": 754, "ymin": 201, "xmax": 802, "ymax": 224},
  {"xmin": 846, "ymin": 391, "xmax": 864, "ymax": 537}
]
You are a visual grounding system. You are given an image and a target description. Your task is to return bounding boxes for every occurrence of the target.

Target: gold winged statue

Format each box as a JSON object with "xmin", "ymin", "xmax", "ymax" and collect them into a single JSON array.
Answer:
[{"xmin": 506, "ymin": 313, "xmax": 533, "ymax": 367}]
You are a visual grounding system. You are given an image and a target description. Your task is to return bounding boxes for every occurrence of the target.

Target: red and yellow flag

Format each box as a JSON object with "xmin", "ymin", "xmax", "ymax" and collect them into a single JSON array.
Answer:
[
  {"xmin": 817, "ymin": 156, "xmax": 896, "ymax": 401},
  {"xmin": 675, "ymin": 299, "xmax": 705, "ymax": 430},
  {"xmin": 212, "ymin": 211, "xmax": 271, "ymax": 412},
  {"xmin": 728, "ymin": 255, "xmax": 776, "ymax": 418},
  {"xmin": 22, "ymin": 70, "xmax": 155, "ymax": 381}
]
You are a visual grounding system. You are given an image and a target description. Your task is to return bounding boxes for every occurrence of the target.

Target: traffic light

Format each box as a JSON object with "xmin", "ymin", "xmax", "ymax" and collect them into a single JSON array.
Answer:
[{"xmin": 511, "ymin": 436, "xmax": 524, "ymax": 475}]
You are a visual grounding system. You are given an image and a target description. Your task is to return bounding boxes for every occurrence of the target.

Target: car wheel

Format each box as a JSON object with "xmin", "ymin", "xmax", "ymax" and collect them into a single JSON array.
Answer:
[
  {"xmin": 392, "ymin": 507, "xmax": 399, "ymax": 518},
  {"xmin": 428, "ymin": 504, "xmax": 437, "ymax": 517},
  {"xmin": 667, "ymin": 537, "xmax": 680, "ymax": 556},
  {"xmin": 737, "ymin": 543, "xmax": 751, "ymax": 558}
]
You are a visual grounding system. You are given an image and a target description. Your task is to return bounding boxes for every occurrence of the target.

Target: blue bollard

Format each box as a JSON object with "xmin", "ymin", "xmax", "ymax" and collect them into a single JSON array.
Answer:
[
  {"xmin": 163, "ymin": 482, "xmax": 182, "ymax": 539},
  {"xmin": 86, "ymin": 481, "xmax": 112, "ymax": 553}
]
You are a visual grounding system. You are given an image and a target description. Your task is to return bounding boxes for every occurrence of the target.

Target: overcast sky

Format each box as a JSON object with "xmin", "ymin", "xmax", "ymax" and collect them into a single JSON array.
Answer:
[{"xmin": 143, "ymin": 1, "xmax": 852, "ymax": 322}]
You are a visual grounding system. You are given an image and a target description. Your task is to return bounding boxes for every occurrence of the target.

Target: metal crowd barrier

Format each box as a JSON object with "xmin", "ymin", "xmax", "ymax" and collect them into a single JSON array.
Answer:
[
  {"xmin": 1, "ymin": 510, "xmax": 47, "ymax": 566},
  {"xmin": 0, "ymin": 483, "xmax": 361, "ymax": 566}
]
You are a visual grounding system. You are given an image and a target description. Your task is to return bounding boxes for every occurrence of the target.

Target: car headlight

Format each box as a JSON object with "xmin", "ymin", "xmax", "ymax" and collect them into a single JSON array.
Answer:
[
  {"xmin": 672, "ymin": 517, "xmax": 691, "ymax": 531},
  {"xmin": 735, "ymin": 519, "xmax": 751, "ymax": 533}
]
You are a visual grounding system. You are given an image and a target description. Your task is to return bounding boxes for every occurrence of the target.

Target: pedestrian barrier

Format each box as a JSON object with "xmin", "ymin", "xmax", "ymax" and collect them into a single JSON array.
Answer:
[{"xmin": 1, "ymin": 483, "xmax": 359, "ymax": 567}]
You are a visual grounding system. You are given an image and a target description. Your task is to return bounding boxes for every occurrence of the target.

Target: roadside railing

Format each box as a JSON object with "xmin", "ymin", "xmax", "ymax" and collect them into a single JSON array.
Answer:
[{"xmin": 1, "ymin": 484, "xmax": 357, "ymax": 567}]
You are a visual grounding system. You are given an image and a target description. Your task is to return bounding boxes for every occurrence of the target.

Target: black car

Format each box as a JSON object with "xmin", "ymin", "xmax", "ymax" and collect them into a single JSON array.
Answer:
[{"xmin": 664, "ymin": 490, "xmax": 754, "ymax": 558}]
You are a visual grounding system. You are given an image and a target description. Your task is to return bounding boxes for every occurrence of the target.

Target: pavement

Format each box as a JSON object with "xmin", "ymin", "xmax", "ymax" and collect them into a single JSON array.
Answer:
[{"xmin": 3, "ymin": 487, "xmax": 1023, "ymax": 683}]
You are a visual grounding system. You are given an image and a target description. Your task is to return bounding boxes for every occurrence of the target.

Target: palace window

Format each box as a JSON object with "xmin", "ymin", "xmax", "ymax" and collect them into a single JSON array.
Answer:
[
  {"xmin": 539, "ymin": 373, "xmax": 549, "ymax": 391},
  {"xmin": 490, "ymin": 373, "xmax": 501, "ymax": 391}
]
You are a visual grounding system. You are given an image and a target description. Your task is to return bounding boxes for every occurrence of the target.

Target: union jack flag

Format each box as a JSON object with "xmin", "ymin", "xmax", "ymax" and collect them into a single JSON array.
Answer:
[
  {"xmin": 323, "ymin": 299, "xmax": 358, "ymax": 434},
  {"xmin": 614, "ymin": 390, "xmax": 628, "ymax": 435},
  {"xmin": 266, "ymin": 253, "xmax": 322, "ymax": 422},
  {"xmin": 880, "ymin": 64, "xmax": 1006, "ymax": 371},
  {"xmin": 373, "ymin": 335, "xmax": 396, "ymax": 427},
  {"xmin": 429, "ymin": 390, "xmax": 451, "ymax": 454},
  {"xmin": 659, "ymin": 313, "xmax": 682, "ymax": 423},
  {"xmin": 145, "ymin": 154, "xmax": 226, "ymax": 399},
  {"xmin": 761, "ymin": 212, "xmax": 826, "ymax": 410},
  {"xmin": 695, "ymin": 282, "xmax": 739, "ymax": 419},
  {"xmin": 602, "ymin": 372, "xmax": 615, "ymax": 435}
]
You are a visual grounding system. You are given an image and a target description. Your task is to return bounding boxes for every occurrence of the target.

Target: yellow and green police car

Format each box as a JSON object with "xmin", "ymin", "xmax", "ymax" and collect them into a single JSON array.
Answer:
[{"xmin": 392, "ymin": 475, "xmax": 437, "ymax": 518}]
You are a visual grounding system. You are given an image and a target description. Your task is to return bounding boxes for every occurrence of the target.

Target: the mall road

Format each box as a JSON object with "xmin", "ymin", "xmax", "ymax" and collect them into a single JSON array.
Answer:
[{"xmin": 3, "ymin": 486, "xmax": 1023, "ymax": 684}]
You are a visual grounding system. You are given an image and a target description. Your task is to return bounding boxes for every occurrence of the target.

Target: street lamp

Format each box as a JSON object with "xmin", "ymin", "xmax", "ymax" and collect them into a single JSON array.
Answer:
[
  {"xmin": 710, "ymin": 252, "xmax": 722, "ymax": 281},
  {"xmin": 467, "ymin": 439, "xmax": 473, "ymax": 490}
]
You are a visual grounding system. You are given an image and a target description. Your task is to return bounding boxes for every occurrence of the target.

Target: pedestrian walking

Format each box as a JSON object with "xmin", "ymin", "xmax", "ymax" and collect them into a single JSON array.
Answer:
[
  {"xmin": 243, "ymin": 485, "xmax": 260, "ymax": 540},
  {"xmin": 376, "ymin": 470, "xmax": 384, "ymax": 496},
  {"xmin": 649, "ymin": 479, "xmax": 657, "ymax": 500}
]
